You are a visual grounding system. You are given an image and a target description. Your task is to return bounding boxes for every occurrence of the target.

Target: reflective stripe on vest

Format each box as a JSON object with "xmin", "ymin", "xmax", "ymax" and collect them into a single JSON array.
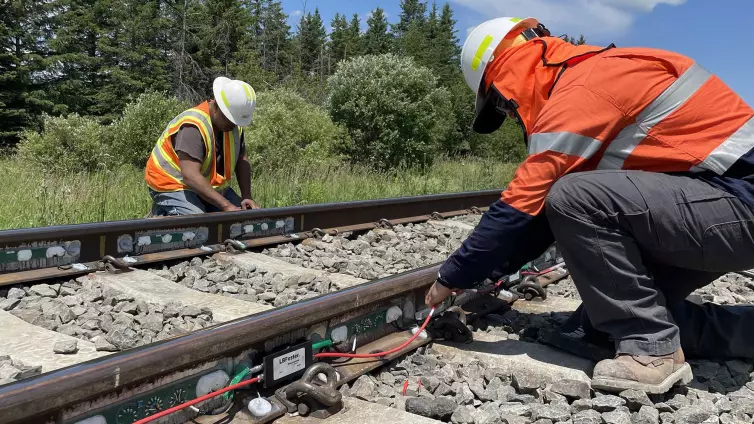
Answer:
[{"xmin": 145, "ymin": 101, "xmax": 241, "ymax": 192}]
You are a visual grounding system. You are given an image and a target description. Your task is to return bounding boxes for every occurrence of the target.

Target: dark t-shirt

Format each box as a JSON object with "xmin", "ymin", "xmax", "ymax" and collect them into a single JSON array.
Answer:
[{"xmin": 172, "ymin": 126, "xmax": 246, "ymax": 176}]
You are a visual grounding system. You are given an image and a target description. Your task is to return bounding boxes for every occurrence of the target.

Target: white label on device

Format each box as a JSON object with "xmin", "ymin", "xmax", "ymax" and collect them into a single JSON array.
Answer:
[
  {"xmin": 510, "ymin": 271, "xmax": 520, "ymax": 282},
  {"xmin": 273, "ymin": 347, "xmax": 306, "ymax": 380}
]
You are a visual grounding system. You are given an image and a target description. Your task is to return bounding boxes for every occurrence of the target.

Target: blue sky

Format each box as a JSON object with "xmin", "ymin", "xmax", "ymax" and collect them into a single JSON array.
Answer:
[{"xmin": 280, "ymin": 0, "xmax": 753, "ymax": 104}]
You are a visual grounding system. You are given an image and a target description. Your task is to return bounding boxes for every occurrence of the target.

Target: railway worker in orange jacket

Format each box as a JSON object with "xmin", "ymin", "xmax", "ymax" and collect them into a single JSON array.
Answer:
[
  {"xmin": 425, "ymin": 16, "xmax": 754, "ymax": 394},
  {"xmin": 145, "ymin": 76, "xmax": 261, "ymax": 216}
]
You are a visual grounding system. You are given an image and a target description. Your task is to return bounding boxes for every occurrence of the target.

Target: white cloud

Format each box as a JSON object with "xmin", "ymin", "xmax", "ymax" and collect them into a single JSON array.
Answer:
[
  {"xmin": 292, "ymin": 9, "xmax": 303, "ymax": 17},
  {"xmin": 450, "ymin": 0, "xmax": 685, "ymax": 39}
]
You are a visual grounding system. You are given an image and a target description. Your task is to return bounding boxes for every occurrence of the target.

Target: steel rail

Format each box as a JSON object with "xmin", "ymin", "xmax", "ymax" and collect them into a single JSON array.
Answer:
[
  {"xmin": 0, "ymin": 264, "xmax": 442, "ymax": 424},
  {"xmin": 0, "ymin": 190, "xmax": 499, "ymax": 283}
]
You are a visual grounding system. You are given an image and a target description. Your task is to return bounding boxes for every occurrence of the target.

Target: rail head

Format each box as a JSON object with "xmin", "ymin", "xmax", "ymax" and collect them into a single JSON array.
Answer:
[{"xmin": 0, "ymin": 264, "xmax": 443, "ymax": 424}]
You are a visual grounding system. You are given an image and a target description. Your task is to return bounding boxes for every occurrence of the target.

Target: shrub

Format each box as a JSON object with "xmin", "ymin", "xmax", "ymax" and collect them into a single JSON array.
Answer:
[
  {"xmin": 16, "ymin": 113, "xmax": 112, "ymax": 173},
  {"xmin": 326, "ymin": 53, "xmax": 454, "ymax": 170},
  {"xmin": 110, "ymin": 91, "xmax": 189, "ymax": 168},
  {"xmin": 243, "ymin": 88, "xmax": 349, "ymax": 171},
  {"xmin": 468, "ymin": 119, "xmax": 527, "ymax": 163}
]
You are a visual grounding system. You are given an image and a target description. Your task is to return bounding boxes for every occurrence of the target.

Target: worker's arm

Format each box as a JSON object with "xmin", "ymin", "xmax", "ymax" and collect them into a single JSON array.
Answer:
[
  {"xmin": 234, "ymin": 133, "xmax": 259, "ymax": 209},
  {"xmin": 178, "ymin": 151, "xmax": 239, "ymax": 211},
  {"xmin": 235, "ymin": 154, "xmax": 259, "ymax": 209},
  {"xmin": 436, "ymin": 85, "xmax": 626, "ymax": 291}
]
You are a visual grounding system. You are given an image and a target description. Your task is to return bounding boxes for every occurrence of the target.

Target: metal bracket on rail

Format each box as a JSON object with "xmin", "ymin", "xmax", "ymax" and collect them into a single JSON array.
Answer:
[
  {"xmin": 273, "ymin": 362, "xmax": 343, "ymax": 418},
  {"xmin": 224, "ymin": 239, "xmax": 248, "ymax": 253},
  {"xmin": 100, "ymin": 255, "xmax": 131, "ymax": 273},
  {"xmin": 375, "ymin": 218, "xmax": 394, "ymax": 229},
  {"xmin": 427, "ymin": 306, "xmax": 473, "ymax": 344},
  {"xmin": 468, "ymin": 206, "xmax": 482, "ymax": 215},
  {"xmin": 310, "ymin": 228, "xmax": 327, "ymax": 239},
  {"xmin": 429, "ymin": 211, "xmax": 444, "ymax": 220}
]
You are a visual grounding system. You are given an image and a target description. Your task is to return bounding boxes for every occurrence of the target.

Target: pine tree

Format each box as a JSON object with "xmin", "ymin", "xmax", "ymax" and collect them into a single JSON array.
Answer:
[
  {"xmin": 258, "ymin": 0, "xmax": 292, "ymax": 79},
  {"xmin": 0, "ymin": 0, "xmax": 53, "ymax": 146},
  {"xmin": 393, "ymin": 0, "xmax": 429, "ymax": 57},
  {"xmin": 344, "ymin": 14, "xmax": 363, "ymax": 58},
  {"xmin": 328, "ymin": 13, "xmax": 349, "ymax": 62},
  {"xmin": 392, "ymin": 0, "xmax": 427, "ymax": 39},
  {"xmin": 296, "ymin": 8, "xmax": 327, "ymax": 76},
  {"xmin": 363, "ymin": 7, "xmax": 391, "ymax": 55}
]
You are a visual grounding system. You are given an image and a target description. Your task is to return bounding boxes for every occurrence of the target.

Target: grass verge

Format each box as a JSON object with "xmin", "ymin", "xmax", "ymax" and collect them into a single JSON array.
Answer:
[{"xmin": 0, "ymin": 157, "xmax": 517, "ymax": 229}]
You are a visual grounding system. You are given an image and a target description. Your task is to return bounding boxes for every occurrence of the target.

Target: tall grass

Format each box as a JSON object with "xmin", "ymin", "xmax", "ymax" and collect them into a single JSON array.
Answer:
[{"xmin": 0, "ymin": 157, "xmax": 517, "ymax": 230}]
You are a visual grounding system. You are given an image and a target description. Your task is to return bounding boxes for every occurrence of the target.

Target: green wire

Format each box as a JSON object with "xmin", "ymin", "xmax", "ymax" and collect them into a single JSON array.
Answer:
[
  {"xmin": 223, "ymin": 367, "xmax": 250, "ymax": 401},
  {"xmin": 312, "ymin": 339, "xmax": 333, "ymax": 350}
]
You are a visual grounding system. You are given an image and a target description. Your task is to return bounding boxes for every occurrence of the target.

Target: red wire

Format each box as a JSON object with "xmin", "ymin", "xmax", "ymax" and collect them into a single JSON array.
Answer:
[
  {"xmin": 133, "ymin": 377, "xmax": 260, "ymax": 424},
  {"xmin": 314, "ymin": 307, "xmax": 435, "ymax": 359},
  {"xmin": 135, "ymin": 306, "xmax": 439, "ymax": 422}
]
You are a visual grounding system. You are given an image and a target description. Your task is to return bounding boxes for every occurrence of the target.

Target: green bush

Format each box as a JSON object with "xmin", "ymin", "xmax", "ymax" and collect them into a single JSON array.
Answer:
[
  {"xmin": 243, "ymin": 88, "xmax": 349, "ymax": 171},
  {"xmin": 110, "ymin": 91, "xmax": 190, "ymax": 168},
  {"xmin": 16, "ymin": 113, "xmax": 111, "ymax": 173},
  {"xmin": 468, "ymin": 119, "xmax": 527, "ymax": 163},
  {"xmin": 326, "ymin": 53, "xmax": 454, "ymax": 170}
]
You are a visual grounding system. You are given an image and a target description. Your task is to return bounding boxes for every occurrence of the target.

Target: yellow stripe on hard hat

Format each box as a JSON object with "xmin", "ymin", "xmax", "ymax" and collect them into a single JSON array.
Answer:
[
  {"xmin": 510, "ymin": 17, "xmax": 522, "ymax": 23},
  {"xmin": 241, "ymin": 83, "xmax": 256, "ymax": 102},
  {"xmin": 471, "ymin": 35, "xmax": 494, "ymax": 71},
  {"xmin": 220, "ymin": 90, "xmax": 231, "ymax": 109}
]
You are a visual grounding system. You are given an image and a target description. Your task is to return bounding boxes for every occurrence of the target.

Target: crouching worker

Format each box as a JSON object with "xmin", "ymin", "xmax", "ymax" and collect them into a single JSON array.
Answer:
[
  {"xmin": 145, "ymin": 76, "xmax": 261, "ymax": 216},
  {"xmin": 426, "ymin": 16, "xmax": 754, "ymax": 394}
]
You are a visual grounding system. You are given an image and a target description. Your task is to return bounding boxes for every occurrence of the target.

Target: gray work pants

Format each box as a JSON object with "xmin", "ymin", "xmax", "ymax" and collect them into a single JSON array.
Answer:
[
  {"xmin": 545, "ymin": 170, "xmax": 754, "ymax": 359},
  {"xmin": 148, "ymin": 188, "xmax": 242, "ymax": 216}
]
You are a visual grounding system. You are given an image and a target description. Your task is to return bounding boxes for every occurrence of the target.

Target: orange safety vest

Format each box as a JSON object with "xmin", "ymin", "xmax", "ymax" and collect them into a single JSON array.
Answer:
[
  {"xmin": 145, "ymin": 100, "xmax": 243, "ymax": 193},
  {"xmin": 483, "ymin": 36, "xmax": 754, "ymax": 217}
]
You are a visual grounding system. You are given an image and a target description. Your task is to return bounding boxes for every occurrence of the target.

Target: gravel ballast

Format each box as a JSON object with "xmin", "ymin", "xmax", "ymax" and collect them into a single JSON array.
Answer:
[{"xmin": 0, "ymin": 278, "xmax": 218, "ymax": 353}]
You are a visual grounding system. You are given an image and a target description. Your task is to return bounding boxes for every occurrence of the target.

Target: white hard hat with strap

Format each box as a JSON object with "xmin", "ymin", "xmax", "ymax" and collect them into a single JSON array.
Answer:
[
  {"xmin": 213, "ymin": 76, "xmax": 257, "ymax": 127},
  {"xmin": 460, "ymin": 17, "xmax": 541, "ymax": 96}
]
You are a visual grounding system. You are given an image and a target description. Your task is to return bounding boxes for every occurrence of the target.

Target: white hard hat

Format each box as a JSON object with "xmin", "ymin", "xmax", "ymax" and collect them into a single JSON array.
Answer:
[
  {"xmin": 460, "ymin": 17, "xmax": 539, "ymax": 95},
  {"xmin": 212, "ymin": 76, "xmax": 256, "ymax": 127}
]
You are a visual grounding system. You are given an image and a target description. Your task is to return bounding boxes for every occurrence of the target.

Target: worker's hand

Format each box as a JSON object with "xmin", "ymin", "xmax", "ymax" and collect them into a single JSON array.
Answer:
[
  {"xmin": 425, "ymin": 281, "xmax": 455, "ymax": 307},
  {"xmin": 221, "ymin": 203, "xmax": 241, "ymax": 212},
  {"xmin": 241, "ymin": 199, "xmax": 260, "ymax": 210}
]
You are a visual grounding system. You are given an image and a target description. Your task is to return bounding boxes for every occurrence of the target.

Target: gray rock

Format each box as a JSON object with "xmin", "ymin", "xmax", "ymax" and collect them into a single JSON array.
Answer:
[
  {"xmin": 509, "ymin": 394, "xmax": 537, "ymax": 404},
  {"xmin": 258, "ymin": 292, "xmax": 277, "ymax": 302},
  {"xmin": 379, "ymin": 371, "xmax": 396, "ymax": 386},
  {"xmin": 666, "ymin": 394, "xmax": 690, "ymax": 411},
  {"xmin": 471, "ymin": 408, "xmax": 499, "ymax": 424},
  {"xmin": 180, "ymin": 305, "xmax": 201, "ymax": 317},
  {"xmin": 551, "ymin": 379, "xmax": 591, "ymax": 399},
  {"xmin": 45, "ymin": 302, "xmax": 76, "ymax": 324},
  {"xmin": 351, "ymin": 375, "xmax": 376, "ymax": 401},
  {"xmin": 30, "ymin": 284, "xmax": 57, "ymax": 297},
  {"xmin": 53, "ymin": 340, "xmax": 78, "ymax": 354},
  {"xmin": 543, "ymin": 389, "xmax": 568, "ymax": 405},
  {"xmin": 602, "ymin": 410, "xmax": 631, "ymax": 424},
  {"xmin": 432, "ymin": 397, "xmax": 458, "ymax": 420},
  {"xmin": 451, "ymin": 406, "xmax": 475, "ymax": 424},
  {"xmin": 420, "ymin": 375, "xmax": 441, "ymax": 393},
  {"xmin": 571, "ymin": 399, "xmax": 592, "ymax": 414},
  {"xmin": 573, "ymin": 409, "xmax": 602, "ymax": 424},
  {"xmin": 530, "ymin": 404, "xmax": 570, "ymax": 421},
  {"xmin": 659, "ymin": 412, "xmax": 674, "ymax": 423},
  {"xmin": 501, "ymin": 415, "xmax": 530, "ymax": 424},
  {"xmin": 405, "ymin": 397, "xmax": 433, "ymax": 418},
  {"xmin": 619, "ymin": 389, "xmax": 652, "ymax": 411},
  {"xmin": 635, "ymin": 405, "xmax": 660, "ymax": 424},
  {"xmin": 0, "ymin": 363, "xmax": 21, "ymax": 381},
  {"xmin": 105, "ymin": 327, "xmax": 139, "ymax": 350},
  {"xmin": 513, "ymin": 371, "xmax": 542, "ymax": 394},
  {"xmin": 719, "ymin": 412, "xmax": 747, "ymax": 424},
  {"xmin": 499, "ymin": 402, "xmax": 532, "ymax": 417},
  {"xmin": 435, "ymin": 382, "xmax": 454, "ymax": 397},
  {"xmin": 532, "ymin": 420, "xmax": 554, "ymax": 424},
  {"xmin": 7, "ymin": 287, "xmax": 25, "ymax": 299},
  {"xmin": 143, "ymin": 313, "xmax": 164, "ymax": 333},
  {"xmin": 674, "ymin": 405, "xmax": 714, "ymax": 424},
  {"xmin": 497, "ymin": 385, "xmax": 517, "ymax": 402},
  {"xmin": 654, "ymin": 403, "xmax": 673, "ymax": 413},
  {"xmin": 729, "ymin": 398, "xmax": 754, "ymax": 418},
  {"xmin": 221, "ymin": 285, "xmax": 239, "ymax": 294},
  {"xmin": 457, "ymin": 383, "xmax": 475, "ymax": 405},
  {"xmin": 163, "ymin": 302, "xmax": 181, "ymax": 318},
  {"xmin": 593, "ymin": 395, "xmax": 626, "ymax": 412},
  {"xmin": 469, "ymin": 379, "xmax": 494, "ymax": 402},
  {"xmin": 0, "ymin": 298, "xmax": 20, "ymax": 311},
  {"xmin": 715, "ymin": 397, "xmax": 732, "ymax": 414}
]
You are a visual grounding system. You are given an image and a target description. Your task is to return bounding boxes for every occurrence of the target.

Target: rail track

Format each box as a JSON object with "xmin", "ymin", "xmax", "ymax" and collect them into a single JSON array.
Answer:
[{"xmin": 0, "ymin": 190, "xmax": 753, "ymax": 424}]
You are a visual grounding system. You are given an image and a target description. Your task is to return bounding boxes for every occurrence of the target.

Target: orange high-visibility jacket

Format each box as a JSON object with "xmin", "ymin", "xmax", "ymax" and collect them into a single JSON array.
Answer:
[
  {"xmin": 145, "ymin": 100, "xmax": 243, "ymax": 193},
  {"xmin": 439, "ymin": 36, "xmax": 754, "ymax": 289}
]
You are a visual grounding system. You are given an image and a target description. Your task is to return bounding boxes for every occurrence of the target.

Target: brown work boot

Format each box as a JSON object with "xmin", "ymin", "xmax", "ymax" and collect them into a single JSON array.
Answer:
[{"xmin": 591, "ymin": 348, "xmax": 693, "ymax": 394}]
